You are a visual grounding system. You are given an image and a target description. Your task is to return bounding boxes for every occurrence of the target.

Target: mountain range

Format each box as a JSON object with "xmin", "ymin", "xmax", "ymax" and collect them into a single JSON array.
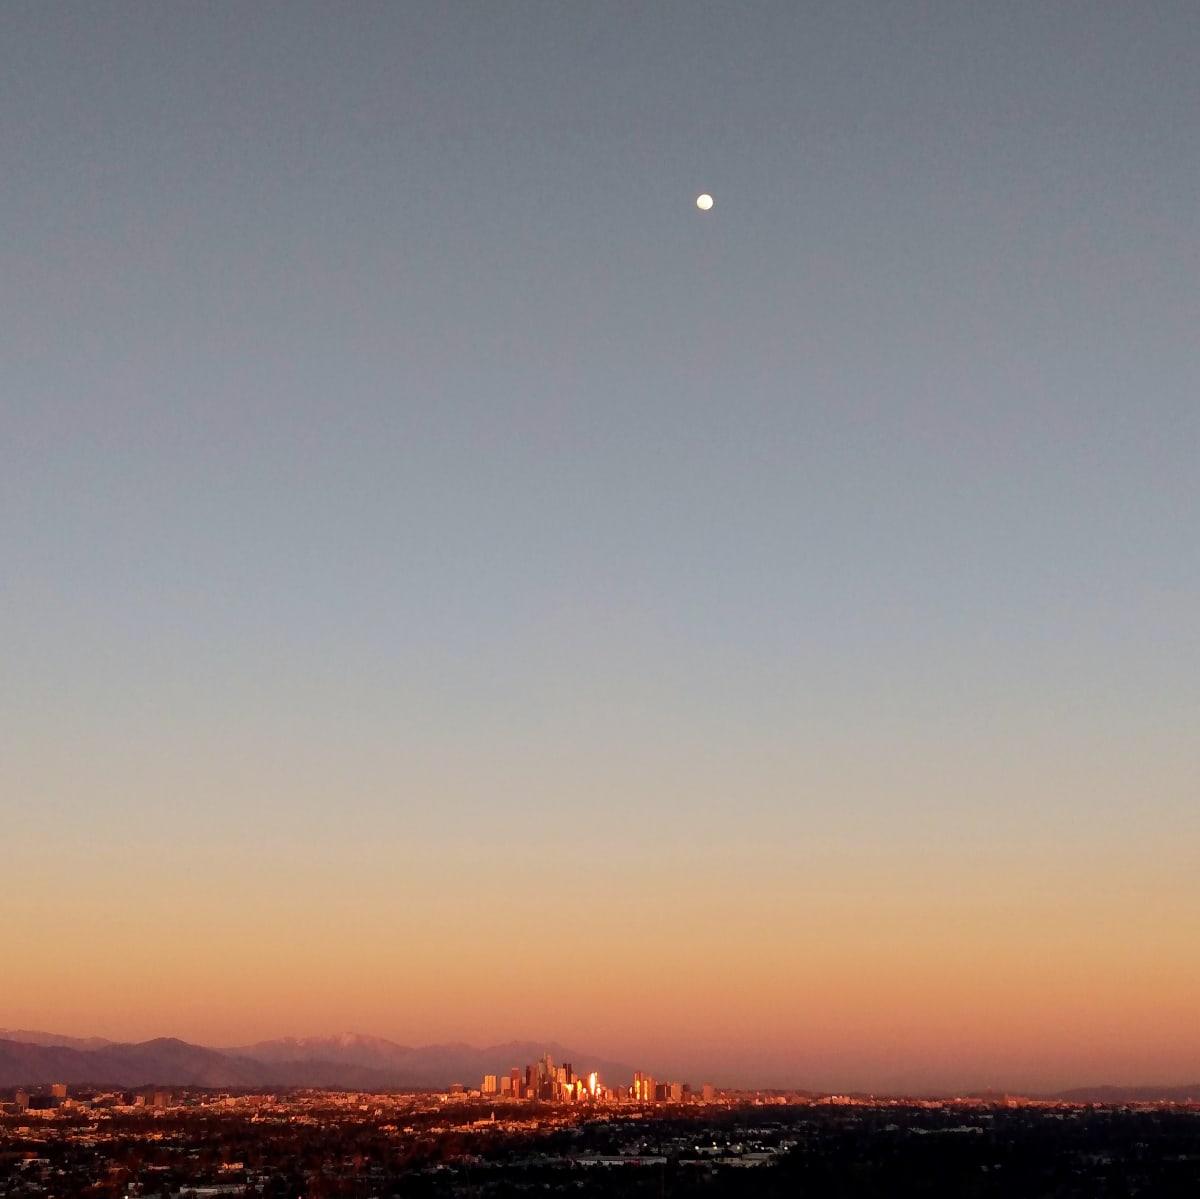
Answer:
[
  {"xmin": 0, "ymin": 1030, "xmax": 634, "ymax": 1090},
  {"xmin": 2, "ymin": 1030, "xmax": 1198, "ymax": 1102}
]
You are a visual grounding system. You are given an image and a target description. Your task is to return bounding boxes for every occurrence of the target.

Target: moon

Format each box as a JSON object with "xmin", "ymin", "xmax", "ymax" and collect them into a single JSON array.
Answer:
[{"xmin": 696, "ymin": 193, "xmax": 714, "ymax": 211}]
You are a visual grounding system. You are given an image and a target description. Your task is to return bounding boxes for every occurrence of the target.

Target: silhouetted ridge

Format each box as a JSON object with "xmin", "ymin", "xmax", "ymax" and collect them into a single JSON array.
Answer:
[{"xmin": 0, "ymin": 1034, "xmax": 632, "ymax": 1090}]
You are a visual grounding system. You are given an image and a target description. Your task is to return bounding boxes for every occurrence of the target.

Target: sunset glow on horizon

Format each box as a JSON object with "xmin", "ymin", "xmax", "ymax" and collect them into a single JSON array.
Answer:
[{"xmin": 8, "ymin": 827, "xmax": 1198, "ymax": 1091}]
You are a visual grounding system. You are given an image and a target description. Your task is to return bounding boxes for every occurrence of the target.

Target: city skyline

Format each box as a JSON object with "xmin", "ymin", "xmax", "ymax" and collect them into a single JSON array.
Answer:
[
  {"xmin": 2, "ymin": 1023, "xmax": 1198, "ymax": 1098},
  {"xmin": 4, "ymin": 3, "xmax": 1197, "ymax": 1099}
]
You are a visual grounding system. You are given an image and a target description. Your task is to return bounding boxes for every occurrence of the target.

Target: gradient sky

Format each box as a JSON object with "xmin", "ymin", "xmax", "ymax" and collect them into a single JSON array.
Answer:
[{"xmin": 3, "ymin": 1, "xmax": 1198, "ymax": 1094}]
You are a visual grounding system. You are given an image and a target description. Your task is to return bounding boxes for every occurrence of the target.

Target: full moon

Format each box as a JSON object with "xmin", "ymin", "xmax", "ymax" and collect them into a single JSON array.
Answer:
[{"xmin": 696, "ymin": 193, "xmax": 714, "ymax": 211}]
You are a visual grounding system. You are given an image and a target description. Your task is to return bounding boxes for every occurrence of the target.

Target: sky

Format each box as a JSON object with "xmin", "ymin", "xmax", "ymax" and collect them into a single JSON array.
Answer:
[{"xmin": 2, "ymin": 1, "xmax": 1198, "ymax": 1095}]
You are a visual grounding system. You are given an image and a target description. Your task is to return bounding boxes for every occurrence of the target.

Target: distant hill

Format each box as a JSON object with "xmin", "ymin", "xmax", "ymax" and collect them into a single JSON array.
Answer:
[
  {"xmin": 0, "ymin": 1029, "xmax": 113, "ymax": 1051},
  {"xmin": 0, "ymin": 1033, "xmax": 633, "ymax": 1090},
  {"xmin": 0, "ymin": 1038, "xmax": 267, "ymax": 1088},
  {"xmin": 226, "ymin": 1033, "xmax": 420, "ymax": 1069}
]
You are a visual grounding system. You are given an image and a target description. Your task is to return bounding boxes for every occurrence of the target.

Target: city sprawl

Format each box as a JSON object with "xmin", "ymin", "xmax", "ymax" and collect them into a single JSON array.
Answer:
[{"xmin": 4, "ymin": 1081, "xmax": 1200, "ymax": 1199}]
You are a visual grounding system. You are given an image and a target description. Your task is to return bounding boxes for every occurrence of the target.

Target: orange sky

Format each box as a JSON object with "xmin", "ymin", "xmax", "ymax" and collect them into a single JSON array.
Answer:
[{"xmin": 7, "ymin": 834, "xmax": 1197, "ymax": 1092}]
